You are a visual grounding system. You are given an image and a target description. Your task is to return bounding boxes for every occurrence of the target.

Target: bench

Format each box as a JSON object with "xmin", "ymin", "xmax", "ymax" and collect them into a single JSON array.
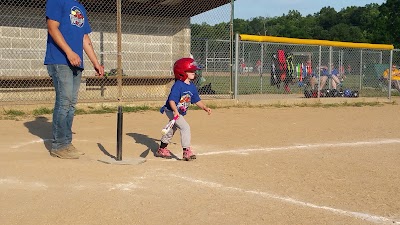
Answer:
[
  {"xmin": 85, "ymin": 76, "xmax": 175, "ymax": 96},
  {"xmin": 0, "ymin": 76, "xmax": 175, "ymax": 96},
  {"xmin": 0, "ymin": 77, "xmax": 54, "ymax": 92}
]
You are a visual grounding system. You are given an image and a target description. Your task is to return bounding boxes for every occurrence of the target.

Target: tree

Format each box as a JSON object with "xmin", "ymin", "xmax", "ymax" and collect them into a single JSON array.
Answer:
[
  {"xmin": 329, "ymin": 23, "xmax": 365, "ymax": 42},
  {"xmin": 316, "ymin": 7, "xmax": 339, "ymax": 29},
  {"xmin": 381, "ymin": 0, "xmax": 400, "ymax": 47},
  {"xmin": 190, "ymin": 1, "xmax": 399, "ymax": 47}
]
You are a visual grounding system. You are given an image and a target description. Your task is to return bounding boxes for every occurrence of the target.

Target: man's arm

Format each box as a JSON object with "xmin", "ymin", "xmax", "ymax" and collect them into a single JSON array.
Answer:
[
  {"xmin": 83, "ymin": 34, "xmax": 104, "ymax": 76},
  {"xmin": 47, "ymin": 19, "xmax": 81, "ymax": 67}
]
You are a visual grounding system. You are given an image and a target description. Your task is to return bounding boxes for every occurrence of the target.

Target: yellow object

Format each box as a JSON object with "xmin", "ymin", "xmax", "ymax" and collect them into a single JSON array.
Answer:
[
  {"xmin": 239, "ymin": 34, "xmax": 394, "ymax": 50},
  {"xmin": 383, "ymin": 68, "xmax": 400, "ymax": 80},
  {"xmin": 71, "ymin": 11, "xmax": 76, "ymax": 15}
]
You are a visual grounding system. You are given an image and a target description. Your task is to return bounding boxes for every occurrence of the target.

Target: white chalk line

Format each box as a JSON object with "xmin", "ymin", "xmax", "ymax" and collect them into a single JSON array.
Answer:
[
  {"xmin": 0, "ymin": 176, "xmax": 147, "ymax": 192},
  {"xmin": 0, "ymin": 178, "xmax": 48, "ymax": 190},
  {"xmin": 70, "ymin": 177, "xmax": 147, "ymax": 191},
  {"xmin": 9, "ymin": 138, "xmax": 115, "ymax": 149},
  {"xmin": 10, "ymin": 138, "xmax": 52, "ymax": 149},
  {"xmin": 4, "ymin": 138, "xmax": 400, "ymax": 223},
  {"xmin": 140, "ymin": 138, "xmax": 400, "ymax": 162},
  {"xmin": 10, "ymin": 138, "xmax": 400, "ymax": 157},
  {"xmin": 198, "ymin": 139, "xmax": 400, "ymax": 156},
  {"xmin": 171, "ymin": 174, "xmax": 400, "ymax": 225}
]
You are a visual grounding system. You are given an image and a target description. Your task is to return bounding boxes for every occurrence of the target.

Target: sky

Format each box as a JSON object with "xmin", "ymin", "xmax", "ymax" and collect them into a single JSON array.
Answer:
[{"xmin": 191, "ymin": 0, "xmax": 387, "ymax": 24}]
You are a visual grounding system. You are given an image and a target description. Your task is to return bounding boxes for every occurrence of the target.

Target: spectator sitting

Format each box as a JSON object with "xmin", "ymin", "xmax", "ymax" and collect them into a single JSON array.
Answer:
[
  {"xmin": 346, "ymin": 64, "xmax": 352, "ymax": 75},
  {"xmin": 382, "ymin": 64, "xmax": 400, "ymax": 92},
  {"xmin": 240, "ymin": 60, "xmax": 246, "ymax": 74},
  {"xmin": 303, "ymin": 59, "xmax": 318, "ymax": 90},
  {"xmin": 255, "ymin": 59, "xmax": 262, "ymax": 75},
  {"xmin": 193, "ymin": 64, "xmax": 205, "ymax": 89},
  {"xmin": 319, "ymin": 64, "xmax": 342, "ymax": 90}
]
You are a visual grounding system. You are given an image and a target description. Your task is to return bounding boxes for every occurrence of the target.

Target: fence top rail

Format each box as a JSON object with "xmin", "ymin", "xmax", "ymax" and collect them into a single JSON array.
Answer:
[{"xmin": 240, "ymin": 34, "xmax": 394, "ymax": 50}]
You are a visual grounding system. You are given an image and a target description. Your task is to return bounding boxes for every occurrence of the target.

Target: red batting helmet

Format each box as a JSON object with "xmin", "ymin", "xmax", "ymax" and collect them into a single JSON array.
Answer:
[{"xmin": 173, "ymin": 58, "xmax": 200, "ymax": 81}]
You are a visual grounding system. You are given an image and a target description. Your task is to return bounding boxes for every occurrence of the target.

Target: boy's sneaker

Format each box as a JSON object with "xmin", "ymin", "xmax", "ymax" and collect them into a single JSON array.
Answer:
[
  {"xmin": 50, "ymin": 148, "xmax": 79, "ymax": 159},
  {"xmin": 68, "ymin": 144, "xmax": 85, "ymax": 155},
  {"xmin": 182, "ymin": 147, "xmax": 196, "ymax": 161},
  {"xmin": 156, "ymin": 148, "xmax": 172, "ymax": 159}
]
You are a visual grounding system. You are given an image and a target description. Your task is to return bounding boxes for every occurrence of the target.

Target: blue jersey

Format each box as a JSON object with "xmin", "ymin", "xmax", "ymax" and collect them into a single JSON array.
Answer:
[
  {"xmin": 331, "ymin": 68, "xmax": 339, "ymax": 76},
  {"xmin": 163, "ymin": 80, "xmax": 201, "ymax": 116},
  {"xmin": 44, "ymin": 0, "xmax": 92, "ymax": 69},
  {"xmin": 321, "ymin": 68, "xmax": 329, "ymax": 76}
]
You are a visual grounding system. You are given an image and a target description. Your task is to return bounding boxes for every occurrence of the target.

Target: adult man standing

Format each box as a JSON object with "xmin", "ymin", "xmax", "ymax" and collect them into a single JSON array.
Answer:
[{"xmin": 44, "ymin": 0, "xmax": 104, "ymax": 159}]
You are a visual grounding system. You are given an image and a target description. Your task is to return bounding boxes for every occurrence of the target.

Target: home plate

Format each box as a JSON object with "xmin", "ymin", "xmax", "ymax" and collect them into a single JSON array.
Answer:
[{"xmin": 98, "ymin": 157, "xmax": 146, "ymax": 165}]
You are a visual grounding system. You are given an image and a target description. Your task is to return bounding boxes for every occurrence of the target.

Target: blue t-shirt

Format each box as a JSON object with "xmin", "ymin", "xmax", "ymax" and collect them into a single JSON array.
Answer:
[
  {"xmin": 331, "ymin": 68, "xmax": 339, "ymax": 76},
  {"xmin": 321, "ymin": 68, "xmax": 339, "ymax": 77},
  {"xmin": 321, "ymin": 68, "xmax": 329, "ymax": 76},
  {"xmin": 44, "ymin": 0, "xmax": 92, "ymax": 69},
  {"xmin": 163, "ymin": 80, "xmax": 201, "ymax": 116}
]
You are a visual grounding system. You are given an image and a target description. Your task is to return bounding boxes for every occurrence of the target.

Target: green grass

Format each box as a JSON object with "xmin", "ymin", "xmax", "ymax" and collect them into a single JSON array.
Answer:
[
  {"xmin": 2, "ymin": 109, "xmax": 25, "ymax": 120},
  {"xmin": 88, "ymin": 106, "xmax": 115, "ymax": 114},
  {"xmin": 202, "ymin": 74, "xmax": 396, "ymax": 97},
  {"xmin": 4, "ymin": 109, "xmax": 25, "ymax": 117},
  {"xmin": 122, "ymin": 105, "xmax": 153, "ymax": 113},
  {"xmin": 75, "ymin": 108, "xmax": 87, "ymax": 114},
  {"xmin": 74, "ymin": 105, "xmax": 156, "ymax": 115},
  {"xmin": 189, "ymin": 104, "xmax": 218, "ymax": 110},
  {"xmin": 0, "ymin": 100, "xmax": 393, "ymax": 121},
  {"xmin": 33, "ymin": 107, "xmax": 53, "ymax": 116}
]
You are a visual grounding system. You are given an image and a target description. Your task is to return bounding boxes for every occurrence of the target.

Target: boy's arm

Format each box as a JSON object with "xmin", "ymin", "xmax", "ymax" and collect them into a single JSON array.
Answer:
[
  {"xmin": 195, "ymin": 101, "xmax": 211, "ymax": 115},
  {"xmin": 168, "ymin": 100, "xmax": 180, "ymax": 117},
  {"xmin": 83, "ymin": 34, "xmax": 104, "ymax": 76}
]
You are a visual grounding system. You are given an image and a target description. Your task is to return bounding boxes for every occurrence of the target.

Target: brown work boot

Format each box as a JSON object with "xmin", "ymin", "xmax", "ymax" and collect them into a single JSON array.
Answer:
[
  {"xmin": 68, "ymin": 144, "xmax": 85, "ymax": 155},
  {"xmin": 50, "ymin": 148, "xmax": 79, "ymax": 159}
]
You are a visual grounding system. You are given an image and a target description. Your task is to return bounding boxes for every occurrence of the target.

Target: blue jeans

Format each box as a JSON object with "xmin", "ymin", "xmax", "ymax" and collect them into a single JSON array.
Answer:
[{"xmin": 47, "ymin": 64, "xmax": 82, "ymax": 150}]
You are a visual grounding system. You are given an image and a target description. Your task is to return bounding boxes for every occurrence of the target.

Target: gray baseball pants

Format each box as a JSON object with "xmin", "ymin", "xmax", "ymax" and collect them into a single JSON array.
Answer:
[{"xmin": 161, "ymin": 109, "xmax": 191, "ymax": 148}]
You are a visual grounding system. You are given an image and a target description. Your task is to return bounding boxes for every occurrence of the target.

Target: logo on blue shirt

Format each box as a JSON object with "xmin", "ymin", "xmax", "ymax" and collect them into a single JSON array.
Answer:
[{"xmin": 70, "ymin": 6, "xmax": 85, "ymax": 28}]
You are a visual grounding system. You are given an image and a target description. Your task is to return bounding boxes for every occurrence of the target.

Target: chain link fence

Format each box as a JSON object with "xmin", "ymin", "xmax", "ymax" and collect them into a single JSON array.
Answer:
[
  {"xmin": 1, "ymin": 1, "xmax": 399, "ymax": 106},
  {"xmin": 0, "ymin": 0, "xmax": 233, "ymax": 105},
  {"xmin": 233, "ymin": 35, "xmax": 397, "ymax": 100}
]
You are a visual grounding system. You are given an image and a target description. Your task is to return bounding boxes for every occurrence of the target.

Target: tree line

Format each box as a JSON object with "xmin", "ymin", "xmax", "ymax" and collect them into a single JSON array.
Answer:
[{"xmin": 191, "ymin": 0, "xmax": 400, "ymax": 48}]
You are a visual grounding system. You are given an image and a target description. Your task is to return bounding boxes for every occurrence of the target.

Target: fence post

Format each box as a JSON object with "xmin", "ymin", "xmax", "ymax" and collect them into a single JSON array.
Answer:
[
  {"xmin": 116, "ymin": 0, "xmax": 122, "ymax": 101},
  {"xmin": 317, "ymin": 46, "xmax": 322, "ymax": 98},
  {"xmin": 260, "ymin": 43, "xmax": 264, "ymax": 93},
  {"xmin": 234, "ymin": 33, "xmax": 239, "ymax": 100},
  {"xmin": 230, "ymin": 0, "xmax": 234, "ymax": 98},
  {"xmin": 359, "ymin": 50, "xmax": 363, "ymax": 90},
  {"xmin": 329, "ymin": 46, "xmax": 333, "ymax": 89},
  {"xmin": 389, "ymin": 50, "xmax": 393, "ymax": 101}
]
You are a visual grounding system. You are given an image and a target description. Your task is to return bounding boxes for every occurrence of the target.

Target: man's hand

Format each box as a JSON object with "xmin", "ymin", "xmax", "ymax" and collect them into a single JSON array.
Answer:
[
  {"xmin": 94, "ymin": 64, "xmax": 104, "ymax": 77},
  {"xmin": 66, "ymin": 51, "xmax": 81, "ymax": 67}
]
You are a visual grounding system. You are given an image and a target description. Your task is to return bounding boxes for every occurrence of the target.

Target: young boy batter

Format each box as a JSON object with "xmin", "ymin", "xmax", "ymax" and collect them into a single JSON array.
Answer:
[{"xmin": 158, "ymin": 58, "xmax": 212, "ymax": 161}]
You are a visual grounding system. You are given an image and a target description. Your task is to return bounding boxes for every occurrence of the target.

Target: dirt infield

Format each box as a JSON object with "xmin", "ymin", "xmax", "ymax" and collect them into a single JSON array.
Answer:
[{"xmin": 1, "ymin": 103, "xmax": 400, "ymax": 225}]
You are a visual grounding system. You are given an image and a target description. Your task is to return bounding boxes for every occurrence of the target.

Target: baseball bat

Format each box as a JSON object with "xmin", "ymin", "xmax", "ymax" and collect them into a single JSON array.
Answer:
[{"xmin": 161, "ymin": 115, "xmax": 179, "ymax": 135}]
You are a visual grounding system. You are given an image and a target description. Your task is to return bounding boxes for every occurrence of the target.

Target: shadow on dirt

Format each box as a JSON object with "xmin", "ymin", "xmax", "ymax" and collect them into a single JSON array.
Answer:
[
  {"xmin": 97, "ymin": 143, "xmax": 117, "ymax": 160},
  {"xmin": 126, "ymin": 133, "xmax": 179, "ymax": 160},
  {"xmin": 23, "ymin": 116, "xmax": 52, "ymax": 151}
]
